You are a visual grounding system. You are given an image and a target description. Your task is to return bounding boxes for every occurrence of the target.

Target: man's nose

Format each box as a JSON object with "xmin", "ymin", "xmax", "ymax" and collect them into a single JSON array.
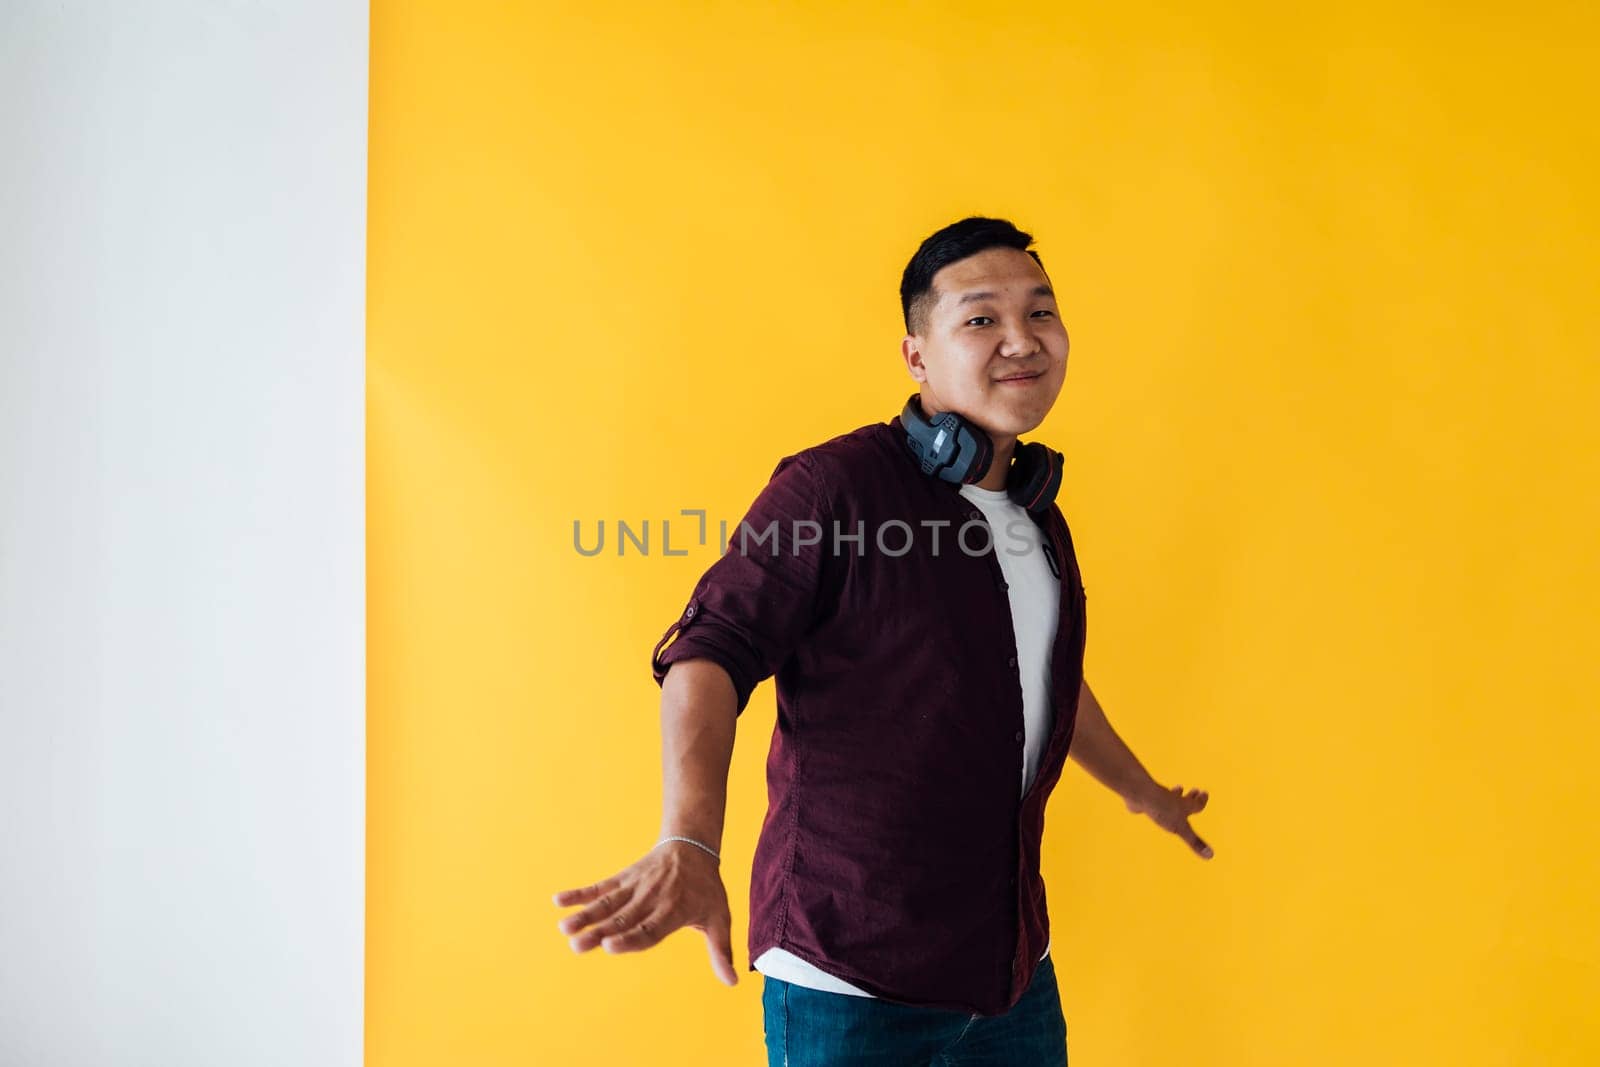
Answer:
[{"xmin": 999, "ymin": 321, "xmax": 1043, "ymax": 357}]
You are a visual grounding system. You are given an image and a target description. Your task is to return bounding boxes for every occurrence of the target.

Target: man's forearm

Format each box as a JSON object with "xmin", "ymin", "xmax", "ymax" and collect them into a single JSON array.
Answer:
[
  {"xmin": 657, "ymin": 658, "xmax": 739, "ymax": 852},
  {"xmin": 1068, "ymin": 677, "xmax": 1162, "ymax": 806}
]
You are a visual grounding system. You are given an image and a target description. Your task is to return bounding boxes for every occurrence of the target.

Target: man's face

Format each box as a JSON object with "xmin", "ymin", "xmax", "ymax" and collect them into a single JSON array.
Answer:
[{"xmin": 901, "ymin": 246, "xmax": 1069, "ymax": 438}]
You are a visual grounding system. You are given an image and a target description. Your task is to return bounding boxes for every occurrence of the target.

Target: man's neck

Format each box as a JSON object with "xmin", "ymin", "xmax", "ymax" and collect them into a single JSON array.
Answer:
[
  {"xmin": 976, "ymin": 435, "xmax": 1017, "ymax": 491},
  {"xmin": 915, "ymin": 391, "xmax": 1016, "ymax": 492}
]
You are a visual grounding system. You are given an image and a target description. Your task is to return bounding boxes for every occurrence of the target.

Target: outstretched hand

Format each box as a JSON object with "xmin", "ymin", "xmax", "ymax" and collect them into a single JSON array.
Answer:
[
  {"xmin": 1126, "ymin": 783, "xmax": 1214, "ymax": 860},
  {"xmin": 553, "ymin": 841, "xmax": 739, "ymax": 986}
]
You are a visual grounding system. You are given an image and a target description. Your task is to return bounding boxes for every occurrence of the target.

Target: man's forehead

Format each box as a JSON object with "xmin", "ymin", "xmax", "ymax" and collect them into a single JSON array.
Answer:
[
  {"xmin": 932, "ymin": 252, "xmax": 1052, "ymax": 309},
  {"xmin": 948, "ymin": 283, "xmax": 1055, "ymax": 308}
]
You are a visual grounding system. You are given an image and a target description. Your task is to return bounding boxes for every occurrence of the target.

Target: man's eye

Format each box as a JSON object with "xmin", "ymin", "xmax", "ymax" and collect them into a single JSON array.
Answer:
[{"xmin": 967, "ymin": 311, "xmax": 1054, "ymax": 326}]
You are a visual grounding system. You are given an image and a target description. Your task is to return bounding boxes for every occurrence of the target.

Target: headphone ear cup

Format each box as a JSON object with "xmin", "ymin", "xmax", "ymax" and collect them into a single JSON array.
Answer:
[
  {"xmin": 1006, "ymin": 442, "xmax": 1064, "ymax": 513},
  {"xmin": 960, "ymin": 424, "xmax": 994, "ymax": 485},
  {"xmin": 900, "ymin": 393, "xmax": 995, "ymax": 485}
]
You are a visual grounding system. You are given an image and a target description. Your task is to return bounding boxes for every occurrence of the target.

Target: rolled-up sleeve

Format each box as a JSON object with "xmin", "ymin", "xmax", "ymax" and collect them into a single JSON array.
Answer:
[{"xmin": 650, "ymin": 451, "xmax": 832, "ymax": 715}]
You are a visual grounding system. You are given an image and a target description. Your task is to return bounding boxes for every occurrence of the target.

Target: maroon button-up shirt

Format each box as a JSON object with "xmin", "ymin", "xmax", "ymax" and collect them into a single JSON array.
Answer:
[{"xmin": 650, "ymin": 415, "xmax": 1087, "ymax": 1016}]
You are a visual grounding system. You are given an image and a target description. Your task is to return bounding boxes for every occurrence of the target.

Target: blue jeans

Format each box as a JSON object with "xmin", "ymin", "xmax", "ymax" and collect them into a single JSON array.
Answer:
[{"xmin": 761, "ymin": 954, "xmax": 1068, "ymax": 1066}]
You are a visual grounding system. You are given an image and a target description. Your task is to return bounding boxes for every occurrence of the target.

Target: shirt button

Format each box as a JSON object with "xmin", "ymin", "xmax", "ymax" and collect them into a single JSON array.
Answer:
[
  {"xmin": 1006, "ymin": 656, "xmax": 1017, "ymax": 668},
  {"xmin": 969, "ymin": 509, "xmax": 983, "ymax": 521},
  {"xmin": 1014, "ymin": 730, "xmax": 1024, "ymax": 742},
  {"xmin": 683, "ymin": 605, "xmax": 696, "ymax": 618}
]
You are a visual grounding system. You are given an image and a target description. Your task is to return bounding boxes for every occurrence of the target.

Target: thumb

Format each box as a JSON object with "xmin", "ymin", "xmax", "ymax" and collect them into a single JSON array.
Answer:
[
  {"xmin": 1181, "ymin": 823, "xmax": 1214, "ymax": 860},
  {"xmin": 703, "ymin": 915, "xmax": 738, "ymax": 987}
]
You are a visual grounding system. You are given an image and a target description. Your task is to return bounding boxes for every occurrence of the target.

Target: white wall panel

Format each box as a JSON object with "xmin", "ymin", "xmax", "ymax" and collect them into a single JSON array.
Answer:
[{"xmin": 0, "ymin": 3, "xmax": 367, "ymax": 1064}]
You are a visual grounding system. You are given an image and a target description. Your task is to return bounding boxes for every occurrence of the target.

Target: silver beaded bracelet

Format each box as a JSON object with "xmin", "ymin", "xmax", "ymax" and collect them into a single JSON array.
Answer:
[{"xmin": 656, "ymin": 835, "xmax": 720, "ymax": 862}]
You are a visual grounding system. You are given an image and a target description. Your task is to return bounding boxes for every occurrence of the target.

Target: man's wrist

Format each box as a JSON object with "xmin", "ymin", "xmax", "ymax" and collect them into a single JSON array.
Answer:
[
  {"xmin": 658, "ymin": 817, "xmax": 721, "ymax": 848},
  {"xmin": 656, "ymin": 835, "xmax": 721, "ymax": 862},
  {"xmin": 1122, "ymin": 774, "xmax": 1166, "ymax": 811}
]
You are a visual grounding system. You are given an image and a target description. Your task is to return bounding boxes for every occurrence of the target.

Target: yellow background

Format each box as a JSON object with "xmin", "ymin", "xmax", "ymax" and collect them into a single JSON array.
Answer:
[{"xmin": 367, "ymin": 3, "xmax": 1599, "ymax": 1063}]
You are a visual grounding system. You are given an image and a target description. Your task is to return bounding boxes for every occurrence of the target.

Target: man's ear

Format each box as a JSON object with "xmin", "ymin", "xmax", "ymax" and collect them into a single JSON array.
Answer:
[{"xmin": 900, "ymin": 336, "xmax": 928, "ymax": 382}]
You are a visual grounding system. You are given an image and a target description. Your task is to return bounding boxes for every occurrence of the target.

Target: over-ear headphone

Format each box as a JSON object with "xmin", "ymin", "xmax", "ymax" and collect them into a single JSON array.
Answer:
[{"xmin": 898, "ymin": 393, "xmax": 1064, "ymax": 513}]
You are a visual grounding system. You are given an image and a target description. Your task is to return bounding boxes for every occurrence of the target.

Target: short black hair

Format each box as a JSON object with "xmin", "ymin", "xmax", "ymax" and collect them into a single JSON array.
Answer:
[{"xmin": 899, "ymin": 216, "xmax": 1047, "ymax": 336}]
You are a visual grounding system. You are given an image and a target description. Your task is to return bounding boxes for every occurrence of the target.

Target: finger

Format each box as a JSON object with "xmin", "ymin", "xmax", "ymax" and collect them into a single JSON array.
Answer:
[
  {"xmin": 557, "ymin": 884, "xmax": 635, "ymax": 939},
  {"xmin": 567, "ymin": 890, "xmax": 645, "ymax": 953},
  {"xmin": 570, "ymin": 897, "xmax": 652, "ymax": 953},
  {"xmin": 1180, "ymin": 824, "xmax": 1214, "ymax": 860},
  {"xmin": 600, "ymin": 905, "xmax": 675, "ymax": 954},
  {"xmin": 703, "ymin": 915, "xmax": 738, "ymax": 987},
  {"xmin": 553, "ymin": 875, "xmax": 623, "ymax": 909}
]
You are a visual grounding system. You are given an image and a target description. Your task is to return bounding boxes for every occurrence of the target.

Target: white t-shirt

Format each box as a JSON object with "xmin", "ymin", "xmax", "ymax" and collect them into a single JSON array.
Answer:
[{"xmin": 753, "ymin": 482, "xmax": 1060, "ymax": 997}]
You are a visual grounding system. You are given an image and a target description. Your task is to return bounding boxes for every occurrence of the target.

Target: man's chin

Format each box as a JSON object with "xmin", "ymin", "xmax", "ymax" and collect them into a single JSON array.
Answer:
[
  {"xmin": 964, "ymin": 419, "xmax": 1039, "ymax": 444},
  {"xmin": 978, "ymin": 405, "xmax": 1054, "ymax": 439},
  {"xmin": 941, "ymin": 392, "xmax": 1057, "ymax": 439}
]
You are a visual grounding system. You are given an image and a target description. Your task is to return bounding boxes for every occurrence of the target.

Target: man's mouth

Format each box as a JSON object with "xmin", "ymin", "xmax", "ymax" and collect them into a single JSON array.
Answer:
[{"xmin": 995, "ymin": 371, "xmax": 1045, "ymax": 384}]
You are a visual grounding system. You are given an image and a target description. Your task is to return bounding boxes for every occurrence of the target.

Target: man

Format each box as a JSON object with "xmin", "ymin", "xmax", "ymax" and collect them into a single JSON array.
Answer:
[{"xmin": 554, "ymin": 216, "xmax": 1213, "ymax": 1065}]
